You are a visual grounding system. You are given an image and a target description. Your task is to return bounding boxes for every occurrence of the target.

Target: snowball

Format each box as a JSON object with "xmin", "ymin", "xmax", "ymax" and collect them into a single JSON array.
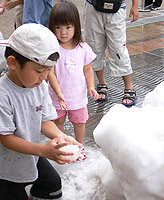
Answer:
[{"xmin": 60, "ymin": 145, "xmax": 80, "ymax": 162}]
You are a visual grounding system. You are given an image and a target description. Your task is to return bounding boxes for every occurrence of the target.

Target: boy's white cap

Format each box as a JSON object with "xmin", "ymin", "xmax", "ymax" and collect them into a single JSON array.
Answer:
[{"xmin": 0, "ymin": 23, "xmax": 60, "ymax": 66}]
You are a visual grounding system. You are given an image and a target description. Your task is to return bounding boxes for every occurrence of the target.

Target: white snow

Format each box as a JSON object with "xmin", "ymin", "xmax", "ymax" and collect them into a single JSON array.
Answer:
[{"xmin": 93, "ymin": 81, "xmax": 164, "ymax": 200}]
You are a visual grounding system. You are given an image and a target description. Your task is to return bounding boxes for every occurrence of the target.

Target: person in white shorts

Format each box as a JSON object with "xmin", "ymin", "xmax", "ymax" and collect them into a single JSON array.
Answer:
[{"xmin": 84, "ymin": 0, "xmax": 138, "ymax": 106}]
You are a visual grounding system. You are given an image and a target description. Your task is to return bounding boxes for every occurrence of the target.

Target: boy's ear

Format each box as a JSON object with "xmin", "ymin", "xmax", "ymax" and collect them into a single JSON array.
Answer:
[{"xmin": 6, "ymin": 56, "xmax": 18, "ymax": 70}]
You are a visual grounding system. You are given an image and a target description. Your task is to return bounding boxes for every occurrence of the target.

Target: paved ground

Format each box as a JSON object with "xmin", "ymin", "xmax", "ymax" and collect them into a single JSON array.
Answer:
[{"xmin": 0, "ymin": 0, "xmax": 164, "ymax": 146}]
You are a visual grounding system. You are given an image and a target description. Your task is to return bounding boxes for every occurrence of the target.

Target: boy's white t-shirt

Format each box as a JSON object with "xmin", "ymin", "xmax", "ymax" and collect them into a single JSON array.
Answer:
[
  {"xmin": 48, "ymin": 42, "xmax": 96, "ymax": 110},
  {"xmin": 0, "ymin": 74, "xmax": 58, "ymax": 183}
]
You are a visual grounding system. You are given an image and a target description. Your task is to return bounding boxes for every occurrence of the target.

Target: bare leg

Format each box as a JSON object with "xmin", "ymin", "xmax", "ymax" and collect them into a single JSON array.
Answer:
[
  {"xmin": 72, "ymin": 123, "xmax": 85, "ymax": 144},
  {"xmin": 95, "ymin": 68, "xmax": 106, "ymax": 85},
  {"xmin": 122, "ymin": 74, "xmax": 133, "ymax": 89},
  {"xmin": 122, "ymin": 74, "xmax": 135, "ymax": 105},
  {"xmin": 54, "ymin": 115, "xmax": 66, "ymax": 132},
  {"xmin": 95, "ymin": 68, "xmax": 107, "ymax": 100}
]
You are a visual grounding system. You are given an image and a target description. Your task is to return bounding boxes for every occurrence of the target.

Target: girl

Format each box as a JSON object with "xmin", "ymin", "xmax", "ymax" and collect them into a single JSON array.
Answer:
[{"xmin": 48, "ymin": 1, "xmax": 99, "ymax": 146}]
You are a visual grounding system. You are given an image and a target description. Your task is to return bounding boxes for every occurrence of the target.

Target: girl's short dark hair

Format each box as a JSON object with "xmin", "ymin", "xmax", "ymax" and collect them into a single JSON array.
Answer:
[
  {"xmin": 5, "ymin": 47, "xmax": 30, "ymax": 67},
  {"xmin": 49, "ymin": 1, "xmax": 83, "ymax": 47}
]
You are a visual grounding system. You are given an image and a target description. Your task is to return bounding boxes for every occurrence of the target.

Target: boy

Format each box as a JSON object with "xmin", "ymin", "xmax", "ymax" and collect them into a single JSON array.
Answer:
[{"xmin": 0, "ymin": 23, "xmax": 80, "ymax": 200}]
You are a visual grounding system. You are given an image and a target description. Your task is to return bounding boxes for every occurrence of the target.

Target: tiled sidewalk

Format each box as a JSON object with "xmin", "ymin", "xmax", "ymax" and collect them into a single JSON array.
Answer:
[{"xmin": 127, "ymin": 22, "xmax": 164, "ymax": 55}]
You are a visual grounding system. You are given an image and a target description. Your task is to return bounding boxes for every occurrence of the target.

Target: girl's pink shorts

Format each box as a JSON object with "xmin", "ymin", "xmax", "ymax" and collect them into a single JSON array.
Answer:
[{"xmin": 55, "ymin": 106, "xmax": 89, "ymax": 124}]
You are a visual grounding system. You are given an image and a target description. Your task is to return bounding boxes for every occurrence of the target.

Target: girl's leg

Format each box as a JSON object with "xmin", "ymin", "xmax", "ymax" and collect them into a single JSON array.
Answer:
[
  {"xmin": 72, "ymin": 123, "xmax": 85, "ymax": 144},
  {"xmin": 68, "ymin": 107, "xmax": 89, "ymax": 143},
  {"xmin": 54, "ymin": 115, "xmax": 66, "ymax": 132}
]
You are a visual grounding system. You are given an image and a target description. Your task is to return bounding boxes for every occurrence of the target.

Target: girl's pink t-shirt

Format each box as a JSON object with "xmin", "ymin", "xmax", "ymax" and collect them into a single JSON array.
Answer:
[{"xmin": 48, "ymin": 42, "xmax": 96, "ymax": 110}]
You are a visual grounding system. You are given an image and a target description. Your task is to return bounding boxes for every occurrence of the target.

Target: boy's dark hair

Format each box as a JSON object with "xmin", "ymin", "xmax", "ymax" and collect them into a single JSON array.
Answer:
[
  {"xmin": 5, "ymin": 47, "xmax": 30, "ymax": 67},
  {"xmin": 5, "ymin": 47, "xmax": 59, "ymax": 67},
  {"xmin": 49, "ymin": 1, "xmax": 83, "ymax": 47}
]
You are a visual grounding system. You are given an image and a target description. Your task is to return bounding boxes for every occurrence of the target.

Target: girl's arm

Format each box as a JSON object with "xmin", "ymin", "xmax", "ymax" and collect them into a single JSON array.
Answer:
[
  {"xmin": 84, "ymin": 63, "xmax": 99, "ymax": 100},
  {"xmin": 48, "ymin": 67, "xmax": 68, "ymax": 110}
]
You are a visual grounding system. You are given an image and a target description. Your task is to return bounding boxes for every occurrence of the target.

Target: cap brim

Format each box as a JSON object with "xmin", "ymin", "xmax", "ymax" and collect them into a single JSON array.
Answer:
[
  {"xmin": 0, "ymin": 40, "xmax": 9, "ymax": 47},
  {"xmin": 44, "ymin": 59, "xmax": 57, "ymax": 67}
]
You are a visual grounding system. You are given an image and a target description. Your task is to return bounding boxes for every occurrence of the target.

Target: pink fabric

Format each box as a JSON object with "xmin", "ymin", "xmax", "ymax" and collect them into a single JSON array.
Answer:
[
  {"xmin": 48, "ymin": 42, "xmax": 96, "ymax": 110},
  {"xmin": 54, "ymin": 107, "xmax": 89, "ymax": 124}
]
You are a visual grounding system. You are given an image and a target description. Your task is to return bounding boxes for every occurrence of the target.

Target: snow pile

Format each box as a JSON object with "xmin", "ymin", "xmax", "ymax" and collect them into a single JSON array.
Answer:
[
  {"xmin": 51, "ymin": 147, "xmax": 110, "ymax": 200},
  {"xmin": 93, "ymin": 81, "xmax": 164, "ymax": 200},
  {"xmin": 52, "ymin": 146, "xmax": 126, "ymax": 200}
]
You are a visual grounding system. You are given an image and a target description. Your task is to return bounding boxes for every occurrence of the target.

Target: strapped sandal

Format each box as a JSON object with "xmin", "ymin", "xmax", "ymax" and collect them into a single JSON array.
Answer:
[
  {"xmin": 122, "ymin": 89, "xmax": 137, "ymax": 106},
  {"xmin": 96, "ymin": 84, "xmax": 108, "ymax": 101}
]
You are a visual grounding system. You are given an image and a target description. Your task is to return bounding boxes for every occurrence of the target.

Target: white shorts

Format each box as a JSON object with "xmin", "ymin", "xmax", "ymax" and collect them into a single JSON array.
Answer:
[{"xmin": 84, "ymin": 3, "xmax": 132, "ymax": 77}]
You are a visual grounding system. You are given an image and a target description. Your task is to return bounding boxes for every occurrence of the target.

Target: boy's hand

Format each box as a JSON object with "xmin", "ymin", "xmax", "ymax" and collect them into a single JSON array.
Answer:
[
  {"xmin": 42, "ymin": 137, "xmax": 74, "ymax": 164},
  {"xmin": 42, "ymin": 135, "xmax": 82, "ymax": 164},
  {"xmin": 88, "ymin": 87, "xmax": 99, "ymax": 101},
  {"xmin": 62, "ymin": 135, "xmax": 82, "ymax": 147}
]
